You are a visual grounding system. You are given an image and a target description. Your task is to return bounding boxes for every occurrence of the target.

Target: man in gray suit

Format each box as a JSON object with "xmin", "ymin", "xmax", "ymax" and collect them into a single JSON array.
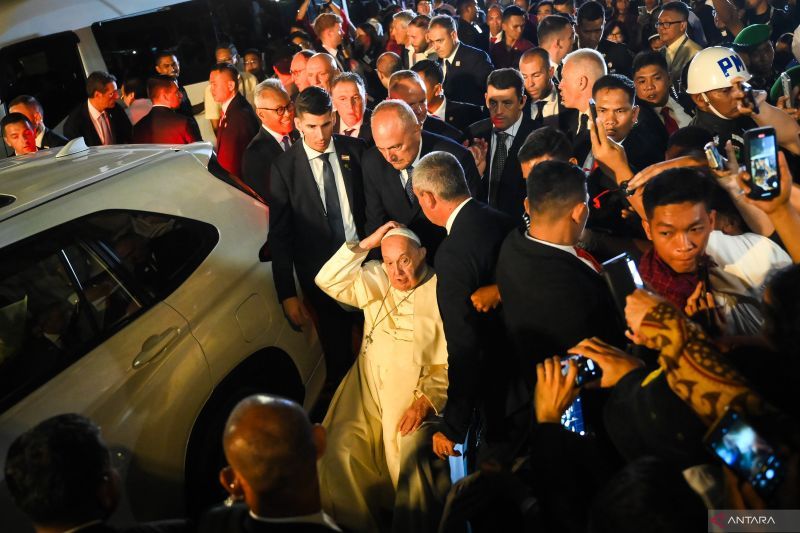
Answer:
[{"xmin": 657, "ymin": 2, "xmax": 703, "ymax": 92}]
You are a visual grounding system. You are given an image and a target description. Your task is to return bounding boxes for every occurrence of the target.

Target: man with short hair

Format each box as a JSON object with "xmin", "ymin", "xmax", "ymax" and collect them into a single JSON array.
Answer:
[
  {"xmin": 242, "ymin": 79, "xmax": 298, "ymax": 201},
  {"xmin": 243, "ymin": 48, "xmax": 267, "ymax": 82},
  {"xmin": 8, "ymin": 95, "xmax": 67, "ymax": 149},
  {"xmin": 389, "ymin": 70, "xmax": 464, "ymax": 142},
  {"xmin": 2, "ymin": 113, "xmax": 37, "ymax": 156},
  {"xmin": 154, "ymin": 51, "xmax": 195, "ymax": 119},
  {"xmin": 559, "ymin": 48, "xmax": 607, "ymax": 163},
  {"xmin": 5, "ymin": 414, "xmax": 183, "ymax": 533},
  {"xmin": 657, "ymin": 2, "xmax": 703, "ymax": 89},
  {"xmin": 363, "ymin": 100, "xmax": 480, "ymax": 257},
  {"xmin": 376, "ymin": 52, "xmax": 402, "ymax": 90},
  {"xmin": 487, "ymin": 4, "xmax": 504, "ymax": 45},
  {"xmin": 576, "ymin": 1, "xmax": 634, "ymax": 77},
  {"xmin": 455, "ymin": 0, "xmax": 491, "ymax": 51},
  {"xmin": 536, "ymin": 15, "xmax": 575, "ymax": 72},
  {"xmin": 331, "ymin": 72, "xmax": 372, "ymax": 145},
  {"xmin": 133, "ymin": 76, "xmax": 202, "ymax": 145},
  {"xmin": 413, "ymin": 151, "xmax": 519, "ymax": 466},
  {"xmin": 314, "ymin": 12, "xmax": 350, "ymax": 72},
  {"xmin": 632, "ymin": 50, "xmax": 693, "ymax": 138},
  {"xmin": 496, "ymin": 160, "xmax": 624, "ymax": 388},
  {"xmin": 267, "ymin": 86, "xmax": 367, "ymax": 385},
  {"xmin": 553, "ymin": 0, "xmax": 576, "ymax": 17},
  {"xmin": 291, "ymin": 50, "xmax": 315, "ymax": 93},
  {"xmin": 428, "ymin": 15, "xmax": 494, "ymax": 107},
  {"xmin": 204, "ymin": 44, "xmax": 259, "ymax": 132},
  {"xmin": 306, "ymin": 53, "xmax": 341, "ymax": 93},
  {"xmin": 391, "ymin": 10, "xmax": 416, "ymax": 51},
  {"xmin": 466, "ymin": 68, "xmax": 535, "ymax": 219},
  {"xmin": 209, "ymin": 63, "xmax": 260, "ymax": 178},
  {"xmin": 490, "ymin": 6, "xmax": 535, "ymax": 69},
  {"xmin": 518, "ymin": 126, "xmax": 577, "ymax": 179},
  {"xmin": 404, "ymin": 15, "xmax": 437, "ymax": 68},
  {"xmin": 640, "ymin": 168, "xmax": 791, "ymax": 335},
  {"xmin": 518, "ymin": 48, "xmax": 574, "ymax": 129},
  {"xmin": 64, "ymin": 71, "xmax": 132, "ymax": 146},
  {"xmin": 208, "ymin": 395, "xmax": 339, "ymax": 532},
  {"xmin": 315, "ymin": 224, "xmax": 450, "ymax": 533},
  {"xmin": 411, "ymin": 59, "xmax": 484, "ymax": 132}
]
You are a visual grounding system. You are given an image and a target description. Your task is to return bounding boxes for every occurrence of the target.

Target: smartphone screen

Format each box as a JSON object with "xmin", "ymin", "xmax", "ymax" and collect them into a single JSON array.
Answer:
[
  {"xmin": 561, "ymin": 355, "xmax": 603, "ymax": 387},
  {"xmin": 561, "ymin": 395, "xmax": 588, "ymax": 436},
  {"xmin": 706, "ymin": 410, "xmax": 785, "ymax": 497},
  {"xmin": 745, "ymin": 128, "xmax": 781, "ymax": 200},
  {"xmin": 602, "ymin": 253, "xmax": 643, "ymax": 317}
]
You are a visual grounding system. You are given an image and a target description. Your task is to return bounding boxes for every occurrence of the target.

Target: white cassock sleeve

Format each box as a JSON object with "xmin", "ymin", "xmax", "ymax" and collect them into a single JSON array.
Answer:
[
  {"xmin": 315, "ymin": 243, "xmax": 389, "ymax": 309},
  {"xmin": 415, "ymin": 364, "xmax": 448, "ymax": 415}
]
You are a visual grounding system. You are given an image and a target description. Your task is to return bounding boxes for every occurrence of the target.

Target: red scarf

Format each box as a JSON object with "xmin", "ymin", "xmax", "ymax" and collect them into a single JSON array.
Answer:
[{"xmin": 639, "ymin": 249, "xmax": 712, "ymax": 310}]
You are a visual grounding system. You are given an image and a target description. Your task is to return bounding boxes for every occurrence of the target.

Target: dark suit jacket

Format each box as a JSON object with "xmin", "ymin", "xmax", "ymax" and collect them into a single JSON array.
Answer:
[
  {"xmin": 216, "ymin": 93, "xmax": 260, "ymax": 178},
  {"xmin": 565, "ymin": 110, "xmax": 591, "ymax": 165},
  {"xmin": 596, "ymin": 40, "xmax": 634, "ymax": 78},
  {"xmin": 423, "ymin": 115, "xmax": 463, "ymax": 142},
  {"xmin": 241, "ymin": 128, "xmax": 300, "ymax": 202},
  {"xmin": 457, "ymin": 18, "xmax": 491, "ymax": 52},
  {"xmin": 177, "ymin": 84, "xmax": 195, "ymax": 118},
  {"xmin": 363, "ymin": 131, "xmax": 479, "ymax": 257},
  {"xmin": 523, "ymin": 91, "xmax": 576, "ymax": 132},
  {"xmin": 496, "ymin": 229, "xmax": 625, "ymax": 389},
  {"xmin": 441, "ymin": 43, "xmax": 494, "ymax": 108},
  {"xmin": 40, "ymin": 128, "xmax": 68, "ymax": 149},
  {"xmin": 63, "ymin": 101, "xmax": 132, "ymax": 146},
  {"xmin": 442, "ymin": 99, "xmax": 485, "ymax": 133},
  {"xmin": 435, "ymin": 199, "xmax": 516, "ymax": 449},
  {"xmin": 132, "ymin": 106, "xmax": 202, "ymax": 145},
  {"xmin": 267, "ymin": 134, "xmax": 367, "ymax": 301},
  {"xmin": 466, "ymin": 115, "xmax": 536, "ymax": 219},
  {"xmin": 333, "ymin": 108, "xmax": 373, "ymax": 146},
  {"xmin": 198, "ymin": 504, "xmax": 338, "ymax": 533}
]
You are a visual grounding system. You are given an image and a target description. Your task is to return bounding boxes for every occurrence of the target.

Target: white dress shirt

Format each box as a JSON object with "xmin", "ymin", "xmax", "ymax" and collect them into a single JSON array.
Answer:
[
  {"xmin": 262, "ymin": 124, "xmax": 291, "ymax": 149},
  {"xmin": 250, "ymin": 510, "xmax": 341, "ymax": 531},
  {"xmin": 525, "ymin": 233, "xmax": 599, "ymax": 273},
  {"xmin": 442, "ymin": 43, "xmax": 461, "ymax": 80},
  {"xmin": 430, "ymin": 97, "xmax": 447, "ymax": 121},
  {"xmin": 489, "ymin": 113, "xmax": 523, "ymax": 182},
  {"xmin": 339, "ymin": 117, "xmax": 363, "ymax": 138},
  {"xmin": 302, "ymin": 139, "xmax": 359, "ymax": 242},
  {"xmin": 445, "ymin": 197, "xmax": 471, "ymax": 234},
  {"xmin": 35, "ymin": 124, "xmax": 46, "ymax": 148},
  {"xmin": 400, "ymin": 139, "xmax": 425, "ymax": 188},
  {"xmin": 531, "ymin": 86, "xmax": 559, "ymax": 121},
  {"xmin": 87, "ymin": 100, "xmax": 112, "ymax": 145},
  {"xmin": 655, "ymin": 96, "xmax": 693, "ymax": 129}
]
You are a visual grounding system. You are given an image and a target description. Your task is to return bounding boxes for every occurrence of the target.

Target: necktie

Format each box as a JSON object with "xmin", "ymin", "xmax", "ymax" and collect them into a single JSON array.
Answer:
[
  {"xmin": 535, "ymin": 100, "xmax": 547, "ymax": 120},
  {"xmin": 661, "ymin": 106, "xmax": 679, "ymax": 136},
  {"xmin": 579, "ymin": 113, "xmax": 589, "ymax": 136},
  {"xmin": 444, "ymin": 60, "xmax": 452, "ymax": 80},
  {"xmin": 404, "ymin": 165, "xmax": 415, "ymax": 203},
  {"xmin": 489, "ymin": 131, "xmax": 509, "ymax": 207},
  {"xmin": 574, "ymin": 247, "xmax": 603, "ymax": 273},
  {"xmin": 99, "ymin": 111, "xmax": 114, "ymax": 145},
  {"xmin": 217, "ymin": 112, "xmax": 227, "ymax": 150},
  {"xmin": 320, "ymin": 153, "xmax": 346, "ymax": 244},
  {"xmin": 344, "ymin": 128, "xmax": 356, "ymax": 137},
  {"xmin": 281, "ymin": 135, "xmax": 291, "ymax": 151}
]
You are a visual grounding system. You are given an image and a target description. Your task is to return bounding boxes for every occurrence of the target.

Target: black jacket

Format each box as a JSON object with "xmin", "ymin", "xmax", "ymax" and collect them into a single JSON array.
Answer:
[
  {"xmin": 496, "ymin": 229, "xmax": 626, "ymax": 388},
  {"xmin": 457, "ymin": 18, "xmax": 491, "ymax": 52},
  {"xmin": 466, "ymin": 115, "xmax": 536, "ymax": 220},
  {"xmin": 198, "ymin": 505, "xmax": 338, "ymax": 533},
  {"xmin": 435, "ymin": 199, "xmax": 516, "ymax": 449},
  {"xmin": 596, "ymin": 40, "xmax": 634, "ymax": 78},
  {"xmin": 132, "ymin": 106, "xmax": 202, "ymax": 145},
  {"xmin": 241, "ymin": 128, "xmax": 300, "ymax": 202},
  {"xmin": 363, "ymin": 130, "xmax": 480, "ymax": 256},
  {"xmin": 39, "ymin": 127, "xmax": 68, "ymax": 149},
  {"xmin": 441, "ymin": 98, "xmax": 485, "ymax": 133},
  {"xmin": 63, "ymin": 101, "xmax": 132, "ymax": 146},
  {"xmin": 216, "ymin": 93, "xmax": 260, "ymax": 178},
  {"xmin": 267, "ymin": 135, "xmax": 367, "ymax": 301},
  {"xmin": 333, "ymin": 108, "xmax": 373, "ymax": 146},
  {"xmin": 441, "ymin": 43, "xmax": 494, "ymax": 108},
  {"xmin": 423, "ymin": 114, "xmax": 464, "ymax": 143}
]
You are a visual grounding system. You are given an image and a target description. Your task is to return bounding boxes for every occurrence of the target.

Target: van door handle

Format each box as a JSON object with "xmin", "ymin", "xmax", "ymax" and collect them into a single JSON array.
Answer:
[{"xmin": 132, "ymin": 327, "xmax": 180, "ymax": 369}]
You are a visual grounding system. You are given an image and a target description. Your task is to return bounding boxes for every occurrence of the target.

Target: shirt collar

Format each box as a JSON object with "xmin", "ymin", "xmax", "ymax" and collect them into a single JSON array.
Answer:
[
  {"xmin": 445, "ymin": 197, "xmax": 471, "ymax": 234},
  {"xmin": 263, "ymin": 124, "xmax": 290, "ymax": 145},
  {"xmin": 498, "ymin": 113, "xmax": 523, "ymax": 137},
  {"xmin": 524, "ymin": 232, "xmax": 578, "ymax": 257},
  {"xmin": 221, "ymin": 94, "xmax": 235, "ymax": 114},
  {"xmin": 87, "ymin": 100, "xmax": 104, "ymax": 119},
  {"xmin": 666, "ymin": 35, "xmax": 688, "ymax": 55},
  {"xmin": 431, "ymin": 96, "xmax": 447, "ymax": 120},
  {"xmin": 35, "ymin": 125, "xmax": 45, "ymax": 148},
  {"xmin": 446, "ymin": 43, "xmax": 460, "ymax": 64},
  {"xmin": 302, "ymin": 138, "xmax": 335, "ymax": 160},
  {"xmin": 339, "ymin": 116, "xmax": 364, "ymax": 133},
  {"xmin": 249, "ymin": 510, "xmax": 341, "ymax": 531}
]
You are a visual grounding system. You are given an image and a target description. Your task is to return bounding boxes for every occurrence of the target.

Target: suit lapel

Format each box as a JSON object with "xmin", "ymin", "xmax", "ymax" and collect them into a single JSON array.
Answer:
[
  {"xmin": 294, "ymin": 142, "xmax": 327, "ymax": 218},
  {"xmin": 332, "ymin": 136, "xmax": 356, "ymax": 214}
]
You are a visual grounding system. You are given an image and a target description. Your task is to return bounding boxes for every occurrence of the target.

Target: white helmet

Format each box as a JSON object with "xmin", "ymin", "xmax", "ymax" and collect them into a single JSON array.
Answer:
[{"xmin": 686, "ymin": 46, "xmax": 752, "ymax": 94}]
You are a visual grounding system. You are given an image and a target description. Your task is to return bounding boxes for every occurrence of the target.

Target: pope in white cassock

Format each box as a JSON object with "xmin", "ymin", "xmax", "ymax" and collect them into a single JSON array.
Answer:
[{"xmin": 315, "ymin": 222, "xmax": 451, "ymax": 533}]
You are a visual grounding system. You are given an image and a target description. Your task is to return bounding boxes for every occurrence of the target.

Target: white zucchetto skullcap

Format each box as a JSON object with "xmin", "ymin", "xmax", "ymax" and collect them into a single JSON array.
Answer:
[{"xmin": 381, "ymin": 227, "xmax": 421, "ymax": 246}]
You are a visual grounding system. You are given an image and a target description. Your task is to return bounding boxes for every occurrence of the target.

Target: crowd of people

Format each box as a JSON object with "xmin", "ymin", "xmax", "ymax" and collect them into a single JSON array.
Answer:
[{"xmin": 5, "ymin": 0, "xmax": 800, "ymax": 531}]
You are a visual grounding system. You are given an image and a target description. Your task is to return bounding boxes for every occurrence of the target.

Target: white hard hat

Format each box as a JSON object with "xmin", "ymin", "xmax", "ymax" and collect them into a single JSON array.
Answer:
[
  {"xmin": 686, "ymin": 46, "xmax": 752, "ymax": 94},
  {"xmin": 793, "ymin": 24, "xmax": 800, "ymax": 63}
]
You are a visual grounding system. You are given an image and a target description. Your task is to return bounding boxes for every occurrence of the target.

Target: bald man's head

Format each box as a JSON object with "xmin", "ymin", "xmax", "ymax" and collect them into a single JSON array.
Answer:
[
  {"xmin": 221, "ymin": 395, "xmax": 325, "ymax": 513},
  {"xmin": 371, "ymin": 100, "xmax": 423, "ymax": 171},
  {"xmin": 376, "ymin": 52, "xmax": 401, "ymax": 89},
  {"xmin": 306, "ymin": 53, "xmax": 338, "ymax": 92}
]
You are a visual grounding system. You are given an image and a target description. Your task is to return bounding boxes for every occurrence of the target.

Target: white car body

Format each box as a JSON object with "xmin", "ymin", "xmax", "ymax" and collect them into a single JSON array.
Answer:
[{"xmin": 0, "ymin": 141, "xmax": 324, "ymax": 530}]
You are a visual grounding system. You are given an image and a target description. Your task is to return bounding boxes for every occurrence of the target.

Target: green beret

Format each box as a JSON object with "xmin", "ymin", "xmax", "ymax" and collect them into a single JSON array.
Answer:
[
  {"xmin": 732, "ymin": 24, "xmax": 771, "ymax": 51},
  {"xmin": 769, "ymin": 65, "xmax": 800, "ymax": 104}
]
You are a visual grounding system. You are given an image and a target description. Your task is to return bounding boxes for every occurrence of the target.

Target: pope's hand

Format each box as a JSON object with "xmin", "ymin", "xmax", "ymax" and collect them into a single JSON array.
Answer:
[
  {"xmin": 357, "ymin": 221, "xmax": 402, "ymax": 252},
  {"xmin": 432, "ymin": 431, "xmax": 461, "ymax": 460},
  {"xmin": 398, "ymin": 395, "xmax": 434, "ymax": 436}
]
